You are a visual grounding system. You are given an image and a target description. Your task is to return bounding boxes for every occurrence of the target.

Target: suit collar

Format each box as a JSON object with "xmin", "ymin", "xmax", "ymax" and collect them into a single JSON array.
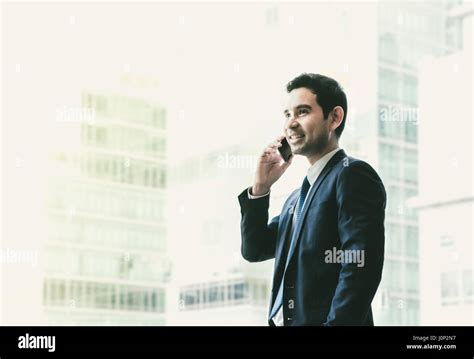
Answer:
[{"xmin": 306, "ymin": 147, "xmax": 342, "ymax": 186}]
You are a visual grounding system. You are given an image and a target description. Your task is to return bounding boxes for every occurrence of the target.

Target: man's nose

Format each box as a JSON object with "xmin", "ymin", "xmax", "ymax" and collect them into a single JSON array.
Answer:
[{"xmin": 285, "ymin": 116, "xmax": 299, "ymax": 130}]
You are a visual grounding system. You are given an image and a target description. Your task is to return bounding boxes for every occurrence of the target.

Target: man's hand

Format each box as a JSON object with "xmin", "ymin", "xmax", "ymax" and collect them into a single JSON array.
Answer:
[{"xmin": 252, "ymin": 135, "xmax": 293, "ymax": 196}]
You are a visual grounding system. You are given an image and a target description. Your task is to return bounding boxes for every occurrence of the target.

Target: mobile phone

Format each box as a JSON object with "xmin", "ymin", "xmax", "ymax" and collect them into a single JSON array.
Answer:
[{"xmin": 278, "ymin": 137, "xmax": 292, "ymax": 162}]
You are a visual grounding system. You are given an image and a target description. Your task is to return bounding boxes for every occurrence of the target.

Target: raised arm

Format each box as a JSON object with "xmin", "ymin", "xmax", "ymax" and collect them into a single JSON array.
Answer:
[{"xmin": 238, "ymin": 136, "xmax": 293, "ymax": 262}]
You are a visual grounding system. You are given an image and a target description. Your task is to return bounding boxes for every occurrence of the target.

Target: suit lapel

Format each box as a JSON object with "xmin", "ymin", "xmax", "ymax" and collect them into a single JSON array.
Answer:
[
  {"xmin": 283, "ymin": 149, "xmax": 347, "ymax": 272},
  {"xmin": 274, "ymin": 190, "xmax": 299, "ymax": 273}
]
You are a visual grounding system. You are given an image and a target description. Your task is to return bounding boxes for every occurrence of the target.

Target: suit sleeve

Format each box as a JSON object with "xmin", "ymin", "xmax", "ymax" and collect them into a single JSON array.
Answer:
[
  {"xmin": 238, "ymin": 187, "xmax": 279, "ymax": 263},
  {"xmin": 324, "ymin": 161, "xmax": 386, "ymax": 326}
]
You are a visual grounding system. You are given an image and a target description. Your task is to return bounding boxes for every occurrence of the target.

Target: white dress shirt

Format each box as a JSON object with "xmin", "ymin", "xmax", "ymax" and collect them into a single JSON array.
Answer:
[{"xmin": 247, "ymin": 147, "xmax": 342, "ymax": 326}]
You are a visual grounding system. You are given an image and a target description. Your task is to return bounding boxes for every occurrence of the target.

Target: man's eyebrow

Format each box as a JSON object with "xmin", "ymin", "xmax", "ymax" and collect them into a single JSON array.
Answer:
[{"xmin": 283, "ymin": 104, "xmax": 312, "ymax": 114}]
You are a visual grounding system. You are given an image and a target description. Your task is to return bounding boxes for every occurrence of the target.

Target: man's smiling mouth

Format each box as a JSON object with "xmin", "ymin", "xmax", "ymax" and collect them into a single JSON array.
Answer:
[{"xmin": 289, "ymin": 134, "xmax": 305, "ymax": 141}]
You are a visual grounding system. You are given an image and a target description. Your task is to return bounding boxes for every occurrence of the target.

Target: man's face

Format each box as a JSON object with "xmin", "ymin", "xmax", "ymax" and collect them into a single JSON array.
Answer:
[{"xmin": 283, "ymin": 87, "xmax": 331, "ymax": 157}]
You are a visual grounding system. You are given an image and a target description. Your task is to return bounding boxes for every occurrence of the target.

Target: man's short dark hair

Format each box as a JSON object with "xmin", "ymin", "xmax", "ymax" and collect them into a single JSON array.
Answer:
[{"xmin": 286, "ymin": 73, "xmax": 347, "ymax": 138}]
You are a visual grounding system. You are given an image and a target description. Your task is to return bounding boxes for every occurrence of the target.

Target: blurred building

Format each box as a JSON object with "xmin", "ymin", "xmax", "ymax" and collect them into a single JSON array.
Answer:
[
  {"xmin": 43, "ymin": 78, "xmax": 170, "ymax": 325},
  {"xmin": 368, "ymin": 0, "xmax": 464, "ymax": 325},
  {"xmin": 413, "ymin": 3, "xmax": 473, "ymax": 325},
  {"xmin": 172, "ymin": 271, "xmax": 271, "ymax": 326}
]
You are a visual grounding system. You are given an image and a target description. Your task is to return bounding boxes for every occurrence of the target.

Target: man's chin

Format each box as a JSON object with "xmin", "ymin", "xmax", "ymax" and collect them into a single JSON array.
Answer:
[{"xmin": 290, "ymin": 144, "xmax": 306, "ymax": 155}]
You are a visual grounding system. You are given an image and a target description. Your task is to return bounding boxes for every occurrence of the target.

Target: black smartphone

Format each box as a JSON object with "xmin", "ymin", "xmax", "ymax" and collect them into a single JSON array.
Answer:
[{"xmin": 278, "ymin": 137, "xmax": 292, "ymax": 162}]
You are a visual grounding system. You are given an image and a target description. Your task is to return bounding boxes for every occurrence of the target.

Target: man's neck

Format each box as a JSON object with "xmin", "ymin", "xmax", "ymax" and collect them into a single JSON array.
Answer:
[{"xmin": 306, "ymin": 143, "xmax": 339, "ymax": 166}]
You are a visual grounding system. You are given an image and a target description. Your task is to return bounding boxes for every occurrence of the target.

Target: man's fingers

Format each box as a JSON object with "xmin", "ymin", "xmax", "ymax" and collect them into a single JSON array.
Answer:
[
  {"xmin": 263, "ymin": 144, "xmax": 279, "ymax": 154},
  {"xmin": 267, "ymin": 141, "xmax": 282, "ymax": 150},
  {"xmin": 262, "ymin": 148, "xmax": 283, "ymax": 161},
  {"xmin": 261, "ymin": 136, "xmax": 286, "ymax": 160}
]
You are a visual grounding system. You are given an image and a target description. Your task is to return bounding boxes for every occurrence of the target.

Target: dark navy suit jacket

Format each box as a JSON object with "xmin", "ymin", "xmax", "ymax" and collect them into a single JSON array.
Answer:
[{"xmin": 238, "ymin": 149, "xmax": 386, "ymax": 326}]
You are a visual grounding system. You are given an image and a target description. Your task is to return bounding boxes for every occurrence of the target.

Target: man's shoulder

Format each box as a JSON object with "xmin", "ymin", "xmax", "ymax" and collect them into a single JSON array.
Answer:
[
  {"xmin": 332, "ymin": 154, "xmax": 381, "ymax": 180},
  {"xmin": 332, "ymin": 154, "xmax": 386, "ymax": 198}
]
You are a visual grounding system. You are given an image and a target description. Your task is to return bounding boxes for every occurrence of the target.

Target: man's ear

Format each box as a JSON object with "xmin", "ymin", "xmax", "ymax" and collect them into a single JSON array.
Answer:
[{"xmin": 331, "ymin": 106, "xmax": 344, "ymax": 132}]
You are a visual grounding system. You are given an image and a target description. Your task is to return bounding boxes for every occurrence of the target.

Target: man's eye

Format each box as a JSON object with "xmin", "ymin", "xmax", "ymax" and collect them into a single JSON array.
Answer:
[{"xmin": 298, "ymin": 109, "xmax": 309, "ymax": 115}]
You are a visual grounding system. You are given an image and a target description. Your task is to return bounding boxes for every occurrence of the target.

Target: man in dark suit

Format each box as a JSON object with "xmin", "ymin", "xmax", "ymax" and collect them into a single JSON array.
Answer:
[{"xmin": 238, "ymin": 73, "xmax": 386, "ymax": 326}]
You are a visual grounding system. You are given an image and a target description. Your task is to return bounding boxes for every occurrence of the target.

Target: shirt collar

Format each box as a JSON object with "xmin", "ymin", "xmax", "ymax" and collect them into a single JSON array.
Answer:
[{"xmin": 306, "ymin": 147, "xmax": 342, "ymax": 186}]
